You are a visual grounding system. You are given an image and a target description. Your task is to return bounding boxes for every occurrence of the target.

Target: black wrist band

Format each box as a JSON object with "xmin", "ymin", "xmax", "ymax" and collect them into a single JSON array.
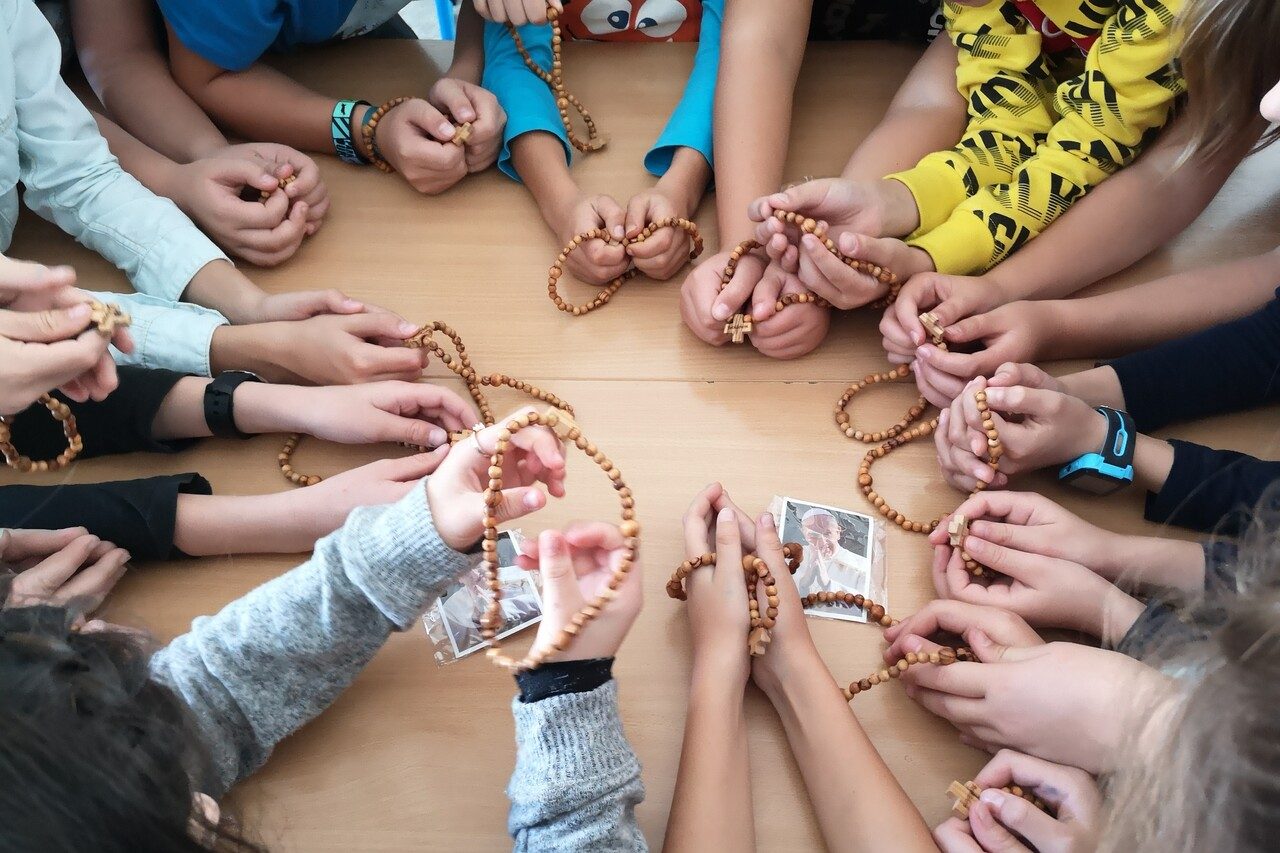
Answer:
[
  {"xmin": 203, "ymin": 371, "xmax": 262, "ymax": 440},
  {"xmin": 515, "ymin": 657, "xmax": 614, "ymax": 703}
]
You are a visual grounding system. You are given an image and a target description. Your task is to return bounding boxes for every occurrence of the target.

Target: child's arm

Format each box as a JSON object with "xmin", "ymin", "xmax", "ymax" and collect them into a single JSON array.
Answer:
[
  {"xmin": 506, "ymin": 525, "xmax": 646, "ymax": 851},
  {"xmin": 751, "ymin": 514, "xmax": 937, "ymax": 853},
  {"xmin": 69, "ymin": 0, "xmax": 227, "ymax": 162},
  {"xmin": 149, "ymin": 417, "xmax": 565, "ymax": 795}
]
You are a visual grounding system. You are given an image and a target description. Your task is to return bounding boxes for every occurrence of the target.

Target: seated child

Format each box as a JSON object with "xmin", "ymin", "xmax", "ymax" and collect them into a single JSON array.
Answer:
[
  {"xmin": 0, "ymin": 411, "xmax": 651, "ymax": 851},
  {"xmin": 476, "ymin": 0, "xmax": 719, "ymax": 287},
  {"xmin": 133, "ymin": 0, "xmax": 505, "ymax": 194}
]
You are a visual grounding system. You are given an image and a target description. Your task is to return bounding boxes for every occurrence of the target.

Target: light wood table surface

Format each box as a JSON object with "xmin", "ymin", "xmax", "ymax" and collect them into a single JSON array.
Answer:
[{"xmin": 6, "ymin": 40, "xmax": 1279, "ymax": 851}]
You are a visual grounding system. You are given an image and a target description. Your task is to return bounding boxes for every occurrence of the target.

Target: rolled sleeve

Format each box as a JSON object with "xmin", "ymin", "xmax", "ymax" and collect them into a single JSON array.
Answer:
[
  {"xmin": 643, "ymin": 0, "xmax": 721, "ymax": 177},
  {"xmin": 156, "ymin": 0, "xmax": 282, "ymax": 71},
  {"xmin": 91, "ymin": 291, "xmax": 229, "ymax": 377},
  {"xmin": 483, "ymin": 20, "xmax": 572, "ymax": 182}
]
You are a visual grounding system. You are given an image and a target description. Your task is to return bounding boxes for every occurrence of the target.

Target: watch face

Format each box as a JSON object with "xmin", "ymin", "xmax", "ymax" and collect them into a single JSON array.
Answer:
[{"xmin": 1061, "ymin": 468, "xmax": 1123, "ymax": 496}]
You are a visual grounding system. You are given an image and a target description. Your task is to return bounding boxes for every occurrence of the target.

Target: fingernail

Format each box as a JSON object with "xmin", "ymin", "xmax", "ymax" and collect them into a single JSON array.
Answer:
[
  {"xmin": 429, "ymin": 428, "xmax": 447, "ymax": 446},
  {"xmin": 760, "ymin": 513, "xmax": 775, "ymax": 530},
  {"xmin": 612, "ymin": 225, "xmax": 625, "ymax": 239},
  {"xmin": 524, "ymin": 491, "xmax": 542, "ymax": 509},
  {"xmin": 69, "ymin": 303, "xmax": 91, "ymax": 320},
  {"xmin": 341, "ymin": 298, "xmax": 363, "ymax": 310},
  {"xmin": 802, "ymin": 234, "xmax": 817, "ymax": 248},
  {"xmin": 718, "ymin": 507, "xmax": 734, "ymax": 522},
  {"xmin": 916, "ymin": 345, "xmax": 931, "ymax": 360},
  {"xmin": 439, "ymin": 122, "xmax": 455, "ymax": 137},
  {"xmin": 712, "ymin": 303, "xmax": 731, "ymax": 321},
  {"xmin": 121, "ymin": 550, "xmax": 132, "ymax": 562},
  {"xmin": 979, "ymin": 789, "xmax": 1007, "ymax": 809},
  {"xmin": 398, "ymin": 321, "xmax": 418, "ymax": 336},
  {"xmin": 902, "ymin": 635, "xmax": 924, "ymax": 653}
]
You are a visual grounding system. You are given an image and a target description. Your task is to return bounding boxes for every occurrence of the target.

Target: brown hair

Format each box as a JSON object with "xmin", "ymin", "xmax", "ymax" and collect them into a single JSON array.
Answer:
[{"xmin": 1178, "ymin": 0, "xmax": 1280, "ymax": 162}]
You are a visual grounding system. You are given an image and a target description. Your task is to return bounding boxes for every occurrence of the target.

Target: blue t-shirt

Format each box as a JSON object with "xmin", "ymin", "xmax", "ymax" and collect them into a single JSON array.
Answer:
[{"xmin": 158, "ymin": 0, "xmax": 409, "ymax": 71}]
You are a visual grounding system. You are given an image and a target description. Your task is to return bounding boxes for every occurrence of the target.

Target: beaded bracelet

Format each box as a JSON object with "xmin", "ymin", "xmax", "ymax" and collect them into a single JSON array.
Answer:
[
  {"xmin": 331, "ymin": 99, "xmax": 372, "ymax": 165},
  {"xmin": 0, "ymin": 301, "xmax": 129, "ymax": 473},
  {"xmin": 359, "ymin": 97, "xmax": 412, "ymax": 173}
]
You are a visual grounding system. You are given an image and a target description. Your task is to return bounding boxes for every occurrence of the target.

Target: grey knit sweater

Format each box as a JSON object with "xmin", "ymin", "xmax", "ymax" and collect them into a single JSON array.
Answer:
[{"xmin": 148, "ymin": 480, "xmax": 647, "ymax": 851}]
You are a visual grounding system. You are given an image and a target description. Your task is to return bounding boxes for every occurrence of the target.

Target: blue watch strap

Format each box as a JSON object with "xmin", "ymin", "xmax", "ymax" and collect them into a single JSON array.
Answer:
[
  {"xmin": 1058, "ymin": 406, "xmax": 1136, "ymax": 490},
  {"xmin": 332, "ymin": 99, "xmax": 372, "ymax": 165}
]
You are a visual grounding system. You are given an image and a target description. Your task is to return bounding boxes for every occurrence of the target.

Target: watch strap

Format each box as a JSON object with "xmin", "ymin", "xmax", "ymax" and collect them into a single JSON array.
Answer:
[{"xmin": 204, "ymin": 372, "xmax": 261, "ymax": 440}]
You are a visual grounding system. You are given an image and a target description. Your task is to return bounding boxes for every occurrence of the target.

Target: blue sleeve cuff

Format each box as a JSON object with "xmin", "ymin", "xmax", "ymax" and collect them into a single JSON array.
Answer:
[
  {"xmin": 482, "ymin": 20, "xmax": 572, "ymax": 182},
  {"xmin": 90, "ymin": 291, "xmax": 229, "ymax": 377},
  {"xmin": 643, "ymin": 0, "xmax": 721, "ymax": 178}
]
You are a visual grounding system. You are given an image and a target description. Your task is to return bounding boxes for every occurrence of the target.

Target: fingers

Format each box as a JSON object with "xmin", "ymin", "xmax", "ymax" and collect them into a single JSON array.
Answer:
[
  {"xmin": 28, "ymin": 332, "xmax": 112, "ymax": 394},
  {"xmin": 401, "ymin": 98, "xmax": 456, "ymax": 143},
  {"xmin": 750, "ymin": 264, "xmax": 786, "ymax": 320},
  {"xmin": 10, "ymin": 533, "xmax": 101, "ymax": 602},
  {"xmin": 711, "ymin": 250, "xmax": 761, "ymax": 323},
  {"xmin": 0, "ymin": 302, "xmax": 94, "ymax": 342},
  {"xmin": 903, "ymin": 682, "xmax": 987, "ymax": 727},
  {"xmin": 55, "ymin": 546, "xmax": 130, "ymax": 612},
  {"xmin": 902, "ymin": 658, "xmax": 986, "ymax": 698},
  {"xmin": 0, "ymin": 527, "xmax": 87, "ymax": 562},
  {"xmin": 967, "ymin": 801, "xmax": 1034, "ymax": 853},
  {"xmin": 973, "ymin": 749, "xmax": 1095, "ymax": 808},
  {"xmin": 682, "ymin": 482, "xmax": 724, "ymax": 560},
  {"xmin": 933, "ymin": 818, "xmax": 984, "ymax": 853},
  {"xmin": 537, "ymin": 529, "xmax": 585, "ymax": 612},
  {"xmin": 0, "ymin": 257, "xmax": 77, "ymax": 303},
  {"xmin": 594, "ymin": 195, "xmax": 627, "ymax": 242},
  {"xmin": 883, "ymin": 599, "xmax": 1041, "ymax": 660},
  {"xmin": 714, "ymin": 505, "xmax": 744, "ymax": 585},
  {"xmin": 623, "ymin": 193, "xmax": 655, "ymax": 240}
]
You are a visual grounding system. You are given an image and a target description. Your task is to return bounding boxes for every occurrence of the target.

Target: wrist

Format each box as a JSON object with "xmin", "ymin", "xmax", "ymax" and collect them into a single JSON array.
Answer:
[
  {"xmin": 1064, "ymin": 407, "xmax": 1111, "ymax": 464},
  {"xmin": 182, "ymin": 260, "xmax": 265, "ymax": 324},
  {"xmin": 691, "ymin": 642, "xmax": 749, "ymax": 685},
  {"xmin": 156, "ymin": 159, "xmax": 193, "ymax": 210},
  {"xmin": 1097, "ymin": 586, "xmax": 1146, "ymax": 647},
  {"xmin": 754, "ymin": 640, "xmax": 828, "ymax": 703},
  {"xmin": 1059, "ymin": 367, "xmax": 1126, "ymax": 410},
  {"xmin": 657, "ymin": 149, "xmax": 711, "ymax": 216},
  {"xmin": 210, "ymin": 323, "xmax": 292, "ymax": 383},
  {"xmin": 878, "ymin": 178, "xmax": 921, "ymax": 237},
  {"xmin": 230, "ymin": 381, "xmax": 305, "ymax": 435}
]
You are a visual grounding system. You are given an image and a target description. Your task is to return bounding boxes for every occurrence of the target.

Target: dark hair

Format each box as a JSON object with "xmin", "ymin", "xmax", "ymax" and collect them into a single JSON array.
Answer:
[{"xmin": 0, "ymin": 583, "xmax": 262, "ymax": 852}]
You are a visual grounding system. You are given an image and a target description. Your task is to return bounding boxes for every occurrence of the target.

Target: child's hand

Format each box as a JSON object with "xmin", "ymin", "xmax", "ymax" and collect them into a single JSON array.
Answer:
[
  {"xmin": 749, "ymin": 177, "xmax": 915, "ymax": 244},
  {"xmin": 376, "ymin": 99, "xmax": 469, "ymax": 195},
  {"xmin": 749, "ymin": 510, "xmax": 826, "ymax": 693},
  {"xmin": 909, "ymin": 302, "xmax": 1050, "ymax": 408},
  {"xmin": 935, "ymin": 379, "xmax": 1109, "ymax": 491},
  {"xmin": 292, "ymin": 452, "xmax": 450, "ymax": 542},
  {"xmin": 679, "ymin": 250, "xmax": 766, "ymax": 346},
  {"xmin": 774, "ymin": 231, "xmax": 932, "ymax": 311},
  {"xmin": 245, "ymin": 289, "xmax": 367, "ymax": 323},
  {"xmin": 933, "ymin": 751, "xmax": 1101, "ymax": 853},
  {"xmin": 225, "ymin": 313, "xmax": 430, "ymax": 384},
  {"xmin": 472, "ymin": 0, "xmax": 562, "ymax": 25},
  {"xmin": 748, "ymin": 264, "xmax": 831, "ymax": 360},
  {"xmin": 426, "ymin": 78, "xmax": 505, "ymax": 172},
  {"xmin": 880, "ymin": 272, "xmax": 1005, "ymax": 364},
  {"xmin": 426, "ymin": 408, "xmax": 567, "ymax": 551},
  {"xmin": 623, "ymin": 188, "xmax": 694, "ymax": 281},
  {"xmin": 1, "ymin": 528, "xmax": 129, "ymax": 613},
  {"xmin": 212, "ymin": 141, "xmax": 330, "ymax": 231},
  {"xmin": 519, "ymin": 522, "xmax": 642, "ymax": 663},
  {"xmin": 896, "ymin": 635, "xmax": 1163, "ymax": 773},
  {"xmin": 883, "ymin": 599, "xmax": 1043, "ymax": 666},
  {"xmin": 679, "ymin": 483, "xmax": 757, "ymax": 687},
  {"xmin": 279, "ymin": 382, "xmax": 481, "ymax": 448},
  {"xmin": 552, "ymin": 195, "xmax": 630, "ymax": 285}
]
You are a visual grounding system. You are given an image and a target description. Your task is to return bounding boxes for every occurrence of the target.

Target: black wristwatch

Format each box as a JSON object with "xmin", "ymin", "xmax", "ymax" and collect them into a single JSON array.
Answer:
[
  {"xmin": 203, "ymin": 371, "xmax": 262, "ymax": 439},
  {"xmin": 1058, "ymin": 406, "xmax": 1136, "ymax": 495}
]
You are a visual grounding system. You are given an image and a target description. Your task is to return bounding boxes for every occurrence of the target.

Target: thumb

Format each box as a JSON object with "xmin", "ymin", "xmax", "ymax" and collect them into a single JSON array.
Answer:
[
  {"xmin": 216, "ymin": 158, "xmax": 278, "ymax": 192},
  {"xmin": 538, "ymin": 529, "xmax": 584, "ymax": 613},
  {"xmin": 712, "ymin": 252, "xmax": 759, "ymax": 322},
  {"xmin": 836, "ymin": 232, "xmax": 900, "ymax": 269},
  {"xmin": 966, "ymin": 628, "xmax": 1021, "ymax": 664},
  {"xmin": 946, "ymin": 312, "xmax": 996, "ymax": 346},
  {"xmin": 435, "ymin": 82, "xmax": 477, "ymax": 124},
  {"xmin": 0, "ymin": 302, "xmax": 93, "ymax": 342},
  {"xmin": 767, "ymin": 180, "xmax": 829, "ymax": 216},
  {"xmin": 342, "ymin": 311, "xmax": 420, "ymax": 341},
  {"xmin": 624, "ymin": 193, "xmax": 651, "ymax": 239},
  {"xmin": 376, "ymin": 412, "xmax": 450, "ymax": 450},
  {"xmin": 403, "ymin": 99, "xmax": 455, "ymax": 143},
  {"xmin": 596, "ymin": 196, "xmax": 626, "ymax": 241},
  {"xmin": 491, "ymin": 485, "xmax": 547, "ymax": 524}
]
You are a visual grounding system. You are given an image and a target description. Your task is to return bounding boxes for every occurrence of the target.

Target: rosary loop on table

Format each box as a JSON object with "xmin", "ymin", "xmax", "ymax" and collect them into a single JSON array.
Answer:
[
  {"xmin": 507, "ymin": 6, "xmax": 606, "ymax": 153},
  {"xmin": 278, "ymin": 321, "xmax": 573, "ymax": 486},
  {"xmin": 719, "ymin": 210, "xmax": 901, "ymax": 343},
  {"xmin": 547, "ymin": 217, "xmax": 704, "ymax": 315},
  {"xmin": 837, "ymin": 311, "xmax": 1003, "ymax": 576},
  {"xmin": 0, "ymin": 301, "xmax": 130, "ymax": 474}
]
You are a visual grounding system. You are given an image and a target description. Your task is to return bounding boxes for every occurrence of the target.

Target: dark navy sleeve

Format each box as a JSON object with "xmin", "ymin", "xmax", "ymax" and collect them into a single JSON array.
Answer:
[{"xmin": 1145, "ymin": 440, "xmax": 1280, "ymax": 535}]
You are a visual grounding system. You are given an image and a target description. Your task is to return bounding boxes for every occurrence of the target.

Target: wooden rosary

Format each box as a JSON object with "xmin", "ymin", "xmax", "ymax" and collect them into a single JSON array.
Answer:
[
  {"xmin": 839, "ymin": 311, "xmax": 1002, "ymax": 576},
  {"xmin": 667, "ymin": 543, "xmax": 803, "ymax": 656},
  {"xmin": 948, "ymin": 779, "xmax": 1049, "ymax": 819},
  {"xmin": 0, "ymin": 301, "xmax": 129, "ymax": 473},
  {"xmin": 507, "ymin": 6, "xmax": 606, "ymax": 153},
  {"xmin": 547, "ymin": 217, "xmax": 704, "ymax": 315},
  {"xmin": 481, "ymin": 407, "xmax": 638, "ymax": 673},
  {"xmin": 278, "ymin": 321, "xmax": 572, "ymax": 486},
  {"xmin": 719, "ymin": 210, "xmax": 901, "ymax": 343},
  {"xmin": 357, "ymin": 97, "xmax": 474, "ymax": 175},
  {"xmin": 259, "ymin": 172, "xmax": 297, "ymax": 202}
]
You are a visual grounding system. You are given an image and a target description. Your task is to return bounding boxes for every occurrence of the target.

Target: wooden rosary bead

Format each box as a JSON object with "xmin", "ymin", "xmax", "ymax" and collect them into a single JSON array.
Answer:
[
  {"xmin": 667, "ymin": 541, "xmax": 803, "ymax": 656},
  {"xmin": 547, "ymin": 217, "xmax": 704, "ymax": 314},
  {"xmin": 507, "ymin": 6, "xmax": 605, "ymax": 153},
  {"xmin": 948, "ymin": 780, "xmax": 1050, "ymax": 820},
  {"xmin": 278, "ymin": 321, "xmax": 574, "ymax": 486},
  {"xmin": 717, "ymin": 210, "xmax": 901, "ymax": 344},
  {"xmin": 360, "ymin": 96, "xmax": 412, "ymax": 173},
  {"xmin": 1, "ymin": 300, "xmax": 127, "ymax": 473},
  {"xmin": 259, "ymin": 172, "xmax": 298, "ymax": 202}
]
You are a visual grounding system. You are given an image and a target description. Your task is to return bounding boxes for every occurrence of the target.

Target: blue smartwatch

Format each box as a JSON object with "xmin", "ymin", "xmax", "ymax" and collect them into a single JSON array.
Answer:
[
  {"xmin": 1058, "ymin": 406, "xmax": 1135, "ymax": 495},
  {"xmin": 331, "ymin": 99, "xmax": 371, "ymax": 165}
]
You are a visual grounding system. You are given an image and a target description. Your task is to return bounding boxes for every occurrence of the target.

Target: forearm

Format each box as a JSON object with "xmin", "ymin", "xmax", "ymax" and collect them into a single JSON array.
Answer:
[
  {"xmin": 1133, "ymin": 434, "xmax": 1175, "ymax": 496},
  {"xmin": 657, "ymin": 147, "xmax": 713, "ymax": 215},
  {"xmin": 91, "ymin": 112, "xmax": 183, "ymax": 198},
  {"xmin": 984, "ymin": 116, "xmax": 1261, "ymax": 303},
  {"xmin": 511, "ymin": 132, "xmax": 580, "ymax": 233},
  {"xmin": 181, "ymin": 260, "xmax": 266, "ymax": 324},
  {"xmin": 174, "ymin": 491, "xmax": 321, "ymax": 555},
  {"xmin": 761, "ymin": 654, "xmax": 934, "ymax": 853},
  {"xmin": 664, "ymin": 665, "xmax": 754, "ymax": 852},
  {"xmin": 209, "ymin": 323, "xmax": 307, "ymax": 383},
  {"xmin": 1035, "ymin": 250, "xmax": 1280, "ymax": 361},
  {"xmin": 1102, "ymin": 534, "xmax": 1207, "ymax": 592},
  {"xmin": 449, "ymin": 1, "xmax": 485, "ymax": 83},
  {"xmin": 1058, "ymin": 366, "xmax": 1126, "ymax": 409},
  {"xmin": 712, "ymin": 0, "xmax": 811, "ymax": 245}
]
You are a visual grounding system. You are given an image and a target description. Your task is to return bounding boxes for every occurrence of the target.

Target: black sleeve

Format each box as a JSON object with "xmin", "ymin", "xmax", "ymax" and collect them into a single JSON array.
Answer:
[
  {"xmin": 1109, "ymin": 288, "xmax": 1280, "ymax": 432},
  {"xmin": 0, "ymin": 474, "xmax": 211, "ymax": 561},
  {"xmin": 6, "ymin": 367, "xmax": 195, "ymax": 460},
  {"xmin": 515, "ymin": 657, "xmax": 615, "ymax": 703},
  {"xmin": 1145, "ymin": 440, "xmax": 1280, "ymax": 535}
]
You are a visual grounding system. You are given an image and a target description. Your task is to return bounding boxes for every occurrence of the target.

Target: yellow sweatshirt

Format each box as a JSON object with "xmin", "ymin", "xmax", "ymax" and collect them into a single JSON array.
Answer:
[{"xmin": 888, "ymin": 0, "xmax": 1185, "ymax": 275}]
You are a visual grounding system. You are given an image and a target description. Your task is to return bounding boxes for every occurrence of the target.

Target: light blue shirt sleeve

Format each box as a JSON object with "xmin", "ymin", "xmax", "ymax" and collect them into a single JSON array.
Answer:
[
  {"xmin": 643, "ymin": 0, "xmax": 721, "ymax": 177},
  {"xmin": 482, "ymin": 20, "xmax": 572, "ymax": 183},
  {"xmin": 88, "ymin": 292, "xmax": 229, "ymax": 378},
  {"xmin": 12, "ymin": 0, "xmax": 228, "ymax": 303}
]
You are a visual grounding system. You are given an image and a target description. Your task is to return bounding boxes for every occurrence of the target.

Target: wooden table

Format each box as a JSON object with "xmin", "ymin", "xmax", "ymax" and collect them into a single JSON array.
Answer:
[{"xmin": 7, "ymin": 40, "xmax": 1279, "ymax": 851}]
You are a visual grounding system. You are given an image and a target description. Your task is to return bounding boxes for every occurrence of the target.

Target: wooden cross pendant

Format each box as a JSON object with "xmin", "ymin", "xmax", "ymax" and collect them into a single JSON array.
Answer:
[{"xmin": 724, "ymin": 313, "xmax": 753, "ymax": 344}]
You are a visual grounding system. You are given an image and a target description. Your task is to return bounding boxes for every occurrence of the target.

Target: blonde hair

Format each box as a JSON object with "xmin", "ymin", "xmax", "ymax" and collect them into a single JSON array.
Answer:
[
  {"xmin": 1177, "ymin": 0, "xmax": 1280, "ymax": 162},
  {"xmin": 1101, "ymin": 492, "xmax": 1280, "ymax": 853}
]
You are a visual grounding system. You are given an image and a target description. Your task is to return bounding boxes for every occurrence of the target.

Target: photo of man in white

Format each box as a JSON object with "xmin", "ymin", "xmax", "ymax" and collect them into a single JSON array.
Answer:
[{"xmin": 793, "ymin": 508, "xmax": 871, "ymax": 597}]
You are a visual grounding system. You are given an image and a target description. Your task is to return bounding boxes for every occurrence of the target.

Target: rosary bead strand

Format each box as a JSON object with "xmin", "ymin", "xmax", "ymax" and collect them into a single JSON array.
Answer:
[
  {"xmin": 719, "ymin": 210, "xmax": 901, "ymax": 343},
  {"xmin": 482, "ymin": 408, "xmax": 635, "ymax": 673},
  {"xmin": 1, "ymin": 300, "xmax": 128, "ymax": 473},
  {"xmin": 947, "ymin": 780, "xmax": 1050, "ymax": 820},
  {"xmin": 548, "ymin": 217, "xmax": 703, "ymax": 314},
  {"xmin": 507, "ymin": 6, "xmax": 605, "ymax": 153},
  {"xmin": 278, "ymin": 322, "xmax": 573, "ymax": 486},
  {"xmin": 359, "ymin": 96, "xmax": 412, "ymax": 173}
]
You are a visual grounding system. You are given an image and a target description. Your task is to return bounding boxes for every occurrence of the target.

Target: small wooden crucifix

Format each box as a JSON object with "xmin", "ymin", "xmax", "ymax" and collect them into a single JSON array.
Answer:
[{"xmin": 723, "ymin": 312, "xmax": 753, "ymax": 344}]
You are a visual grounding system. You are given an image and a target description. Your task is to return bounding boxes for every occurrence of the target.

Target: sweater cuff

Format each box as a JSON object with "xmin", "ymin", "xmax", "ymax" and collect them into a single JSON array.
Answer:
[
  {"xmin": 342, "ymin": 479, "xmax": 478, "ymax": 630},
  {"xmin": 908, "ymin": 210, "xmax": 996, "ymax": 276},
  {"xmin": 509, "ymin": 680, "xmax": 637, "ymax": 787},
  {"xmin": 516, "ymin": 657, "xmax": 614, "ymax": 703},
  {"xmin": 887, "ymin": 159, "xmax": 972, "ymax": 236},
  {"xmin": 1114, "ymin": 598, "xmax": 1175, "ymax": 659}
]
